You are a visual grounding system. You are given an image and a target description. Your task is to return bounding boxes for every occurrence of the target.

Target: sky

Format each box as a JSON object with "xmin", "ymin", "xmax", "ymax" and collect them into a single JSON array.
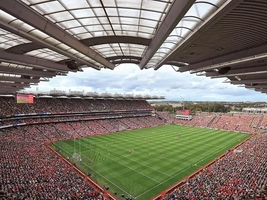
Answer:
[{"xmin": 26, "ymin": 64, "xmax": 267, "ymax": 102}]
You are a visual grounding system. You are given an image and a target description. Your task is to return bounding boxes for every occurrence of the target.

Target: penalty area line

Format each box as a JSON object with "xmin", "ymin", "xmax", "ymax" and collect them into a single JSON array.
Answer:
[{"xmin": 135, "ymin": 140, "xmax": 239, "ymax": 199}]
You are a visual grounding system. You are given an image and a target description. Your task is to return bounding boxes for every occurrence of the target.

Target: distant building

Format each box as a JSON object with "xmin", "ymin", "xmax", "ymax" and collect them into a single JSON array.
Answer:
[{"xmin": 242, "ymin": 108, "xmax": 267, "ymax": 114}]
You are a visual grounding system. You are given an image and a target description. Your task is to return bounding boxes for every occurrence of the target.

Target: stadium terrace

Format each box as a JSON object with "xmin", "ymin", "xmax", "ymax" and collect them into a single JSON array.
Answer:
[
  {"xmin": 1, "ymin": 0, "xmax": 267, "ymax": 199},
  {"xmin": 0, "ymin": 96, "xmax": 267, "ymax": 199}
]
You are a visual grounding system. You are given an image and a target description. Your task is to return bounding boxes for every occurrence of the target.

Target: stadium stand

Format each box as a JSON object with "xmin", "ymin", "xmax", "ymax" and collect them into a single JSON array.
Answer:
[
  {"xmin": 0, "ymin": 97, "xmax": 152, "ymax": 116},
  {"xmin": 0, "ymin": 96, "xmax": 165, "ymax": 199},
  {"xmin": 1, "ymin": 0, "xmax": 267, "ymax": 198},
  {"xmin": 0, "ymin": 126, "xmax": 104, "ymax": 200},
  {"xmin": 155, "ymin": 113, "xmax": 267, "ymax": 199},
  {"xmin": 159, "ymin": 112, "xmax": 267, "ymax": 134},
  {"xmin": 1, "ymin": 97, "xmax": 267, "ymax": 199},
  {"xmin": 163, "ymin": 134, "xmax": 267, "ymax": 200}
]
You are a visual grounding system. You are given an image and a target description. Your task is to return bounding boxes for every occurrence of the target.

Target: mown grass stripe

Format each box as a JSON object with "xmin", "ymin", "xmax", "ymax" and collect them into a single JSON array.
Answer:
[{"xmin": 52, "ymin": 125, "xmax": 250, "ymax": 200}]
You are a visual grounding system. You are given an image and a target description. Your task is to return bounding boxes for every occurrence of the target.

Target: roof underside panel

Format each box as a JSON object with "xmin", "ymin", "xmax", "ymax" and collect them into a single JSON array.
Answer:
[
  {"xmin": 25, "ymin": 0, "xmax": 170, "ymax": 39},
  {"xmin": 22, "ymin": 0, "xmax": 174, "ymax": 68},
  {"xmin": 168, "ymin": 0, "xmax": 267, "ymax": 67},
  {"xmin": 147, "ymin": 0, "xmax": 227, "ymax": 69},
  {"xmin": 0, "ymin": 0, "xmax": 266, "ymax": 94}
]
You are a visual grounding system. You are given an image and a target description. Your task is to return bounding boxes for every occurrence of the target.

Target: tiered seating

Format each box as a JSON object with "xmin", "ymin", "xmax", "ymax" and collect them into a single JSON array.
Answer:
[
  {"xmin": 0, "ymin": 127, "xmax": 103, "ymax": 200},
  {"xmin": 119, "ymin": 118, "xmax": 138, "ymax": 129},
  {"xmin": 259, "ymin": 115, "xmax": 267, "ymax": 129},
  {"xmin": 136, "ymin": 116, "xmax": 166, "ymax": 127},
  {"xmin": 186, "ymin": 116, "xmax": 213, "ymax": 127},
  {"xmin": 156, "ymin": 112, "xmax": 175, "ymax": 123},
  {"xmin": 0, "ymin": 97, "xmax": 153, "ymax": 116},
  {"xmin": 2, "ymin": 95, "xmax": 267, "ymax": 199},
  {"xmin": 83, "ymin": 121, "xmax": 108, "ymax": 135},
  {"xmin": 97, "ymin": 119, "xmax": 117, "ymax": 133},
  {"xmin": 164, "ymin": 135, "xmax": 267, "ymax": 200},
  {"xmin": 71, "ymin": 121, "xmax": 92, "ymax": 137},
  {"xmin": 208, "ymin": 115, "xmax": 257, "ymax": 133},
  {"xmin": 0, "ymin": 97, "xmax": 162, "ymax": 199},
  {"xmin": 209, "ymin": 115, "xmax": 231, "ymax": 130},
  {"xmin": 251, "ymin": 115, "xmax": 262, "ymax": 128}
]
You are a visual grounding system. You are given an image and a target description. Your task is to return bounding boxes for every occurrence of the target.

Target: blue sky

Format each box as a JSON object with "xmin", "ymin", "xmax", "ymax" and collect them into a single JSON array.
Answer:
[{"xmin": 27, "ymin": 64, "xmax": 267, "ymax": 102}]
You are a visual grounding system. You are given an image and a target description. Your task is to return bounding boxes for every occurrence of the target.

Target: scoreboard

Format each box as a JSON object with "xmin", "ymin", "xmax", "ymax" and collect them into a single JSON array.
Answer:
[{"xmin": 16, "ymin": 94, "xmax": 34, "ymax": 104}]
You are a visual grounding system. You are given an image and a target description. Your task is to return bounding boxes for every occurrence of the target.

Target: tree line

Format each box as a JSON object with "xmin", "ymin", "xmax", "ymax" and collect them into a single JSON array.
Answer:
[{"xmin": 152, "ymin": 101, "xmax": 261, "ymax": 114}]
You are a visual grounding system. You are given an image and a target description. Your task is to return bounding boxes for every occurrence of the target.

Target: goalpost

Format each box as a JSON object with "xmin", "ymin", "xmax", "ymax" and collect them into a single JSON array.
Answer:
[{"xmin": 72, "ymin": 137, "xmax": 82, "ymax": 162}]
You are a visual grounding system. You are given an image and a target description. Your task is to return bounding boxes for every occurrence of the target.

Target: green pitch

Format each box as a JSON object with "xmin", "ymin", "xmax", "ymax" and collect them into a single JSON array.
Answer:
[
  {"xmin": 51, "ymin": 125, "xmax": 250, "ymax": 200},
  {"xmin": 17, "ymin": 99, "xmax": 28, "ymax": 103}
]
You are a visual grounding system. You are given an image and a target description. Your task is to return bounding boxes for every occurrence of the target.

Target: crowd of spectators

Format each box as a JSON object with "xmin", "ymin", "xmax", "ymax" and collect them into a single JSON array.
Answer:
[
  {"xmin": 157, "ymin": 112, "xmax": 267, "ymax": 199},
  {"xmin": 159, "ymin": 112, "xmax": 267, "ymax": 134},
  {"xmin": 185, "ymin": 116, "xmax": 214, "ymax": 128},
  {"xmin": 0, "ymin": 126, "xmax": 104, "ymax": 200},
  {"xmin": 0, "ymin": 97, "xmax": 152, "ymax": 116},
  {"xmin": 0, "ymin": 97, "xmax": 163, "ymax": 199},
  {"xmin": 164, "ymin": 134, "xmax": 267, "ymax": 200},
  {"xmin": 0, "ymin": 114, "xmax": 165, "ymax": 199},
  {"xmin": 1, "ymin": 96, "xmax": 267, "ymax": 200}
]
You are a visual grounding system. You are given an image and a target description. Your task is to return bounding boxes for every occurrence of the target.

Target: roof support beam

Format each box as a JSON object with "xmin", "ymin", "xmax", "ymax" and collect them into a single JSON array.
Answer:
[
  {"xmin": 82, "ymin": 36, "xmax": 150, "ymax": 47},
  {"xmin": 0, "ymin": 87, "xmax": 21, "ymax": 94},
  {"xmin": 255, "ymin": 89, "xmax": 267, "ymax": 93},
  {"xmin": 7, "ymin": 43, "xmax": 44, "ymax": 55},
  {"xmin": 0, "ymin": 76, "xmax": 40, "ymax": 83},
  {"xmin": 155, "ymin": 0, "xmax": 240, "ymax": 71},
  {"xmin": 206, "ymin": 66, "xmax": 267, "ymax": 78},
  {"xmin": 0, "ymin": 0, "xmax": 115, "ymax": 70},
  {"xmin": 139, "ymin": 0, "xmax": 195, "ymax": 69},
  {"xmin": 181, "ymin": 43, "xmax": 267, "ymax": 73},
  {"xmin": 0, "ymin": 82, "xmax": 30, "ymax": 88},
  {"xmin": 245, "ymin": 84, "xmax": 267, "ymax": 89},
  {"xmin": 230, "ymin": 79, "xmax": 267, "ymax": 85},
  {"xmin": 0, "ymin": 51, "xmax": 70, "ymax": 72},
  {"xmin": 0, "ymin": 66, "xmax": 55, "ymax": 77},
  {"xmin": 0, "ymin": 22, "xmax": 98, "ymax": 70},
  {"xmin": 6, "ymin": 36, "xmax": 150, "ymax": 55}
]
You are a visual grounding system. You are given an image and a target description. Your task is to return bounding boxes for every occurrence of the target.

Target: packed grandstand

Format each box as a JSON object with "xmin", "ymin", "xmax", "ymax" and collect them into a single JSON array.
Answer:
[{"xmin": 0, "ymin": 96, "xmax": 266, "ymax": 200}]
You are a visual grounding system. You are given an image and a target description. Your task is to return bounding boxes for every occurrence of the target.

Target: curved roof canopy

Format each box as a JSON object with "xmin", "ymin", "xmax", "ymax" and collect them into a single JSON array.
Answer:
[{"xmin": 0, "ymin": 0, "xmax": 267, "ymax": 94}]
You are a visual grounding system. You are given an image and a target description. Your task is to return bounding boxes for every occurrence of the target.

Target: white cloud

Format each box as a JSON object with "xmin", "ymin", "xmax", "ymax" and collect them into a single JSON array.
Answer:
[{"xmin": 26, "ymin": 64, "xmax": 267, "ymax": 102}]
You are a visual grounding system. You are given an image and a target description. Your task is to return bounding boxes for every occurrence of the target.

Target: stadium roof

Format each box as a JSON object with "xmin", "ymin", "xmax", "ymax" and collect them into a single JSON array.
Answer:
[
  {"xmin": 4, "ymin": 90, "xmax": 165, "ymax": 100},
  {"xmin": 0, "ymin": 0, "xmax": 267, "ymax": 95}
]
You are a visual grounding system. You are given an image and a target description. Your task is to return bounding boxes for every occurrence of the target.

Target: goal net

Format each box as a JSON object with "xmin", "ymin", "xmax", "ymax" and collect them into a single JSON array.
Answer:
[{"xmin": 72, "ymin": 152, "xmax": 81, "ymax": 162}]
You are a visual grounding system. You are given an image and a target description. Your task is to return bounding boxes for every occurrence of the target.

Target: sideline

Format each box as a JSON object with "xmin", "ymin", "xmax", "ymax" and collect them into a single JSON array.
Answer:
[
  {"xmin": 46, "ymin": 141, "xmax": 118, "ymax": 200},
  {"xmin": 149, "ymin": 135, "xmax": 253, "ymax": 200}
]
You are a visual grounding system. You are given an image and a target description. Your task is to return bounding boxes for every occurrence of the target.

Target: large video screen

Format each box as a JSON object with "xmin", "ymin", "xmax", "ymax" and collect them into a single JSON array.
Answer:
[
  {"xmin": 176, "ymin": 109, "xmax": 190, "ymax": 116},
  {"xmin": 16, "ymin": 94, "xmax": 34, "ymax": 104}
]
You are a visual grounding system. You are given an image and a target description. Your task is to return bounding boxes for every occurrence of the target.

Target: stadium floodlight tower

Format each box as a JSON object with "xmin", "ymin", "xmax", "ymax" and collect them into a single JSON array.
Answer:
[{"xmin": 180, "ymin": 95, "xmax": 185, "ymax": 110}]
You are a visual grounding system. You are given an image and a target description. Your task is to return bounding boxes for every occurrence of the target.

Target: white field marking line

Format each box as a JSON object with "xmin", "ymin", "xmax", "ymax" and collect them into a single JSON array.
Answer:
[
  {"xmin": 137, "ymin": 137, "xmax": 229, "ymax": 164},
  {"xmin": 81, "ymin": 137, "xmax": 173, "ymax": 178},
  {"xmin": 125, "ymin": 148, "xmax": 134, "ymax": 157},
  {"xmin": 134, "ymin": 129, "xmax": 221, "ymax": 146},
  {"xmin": 134, "ymin": 138, "xmax": 242, "ymax": 199},
  {"xmin": 68, "ymin": 132, "xmax": 242, "ymax": 170},
  {"xmin": 80, "ymin": 130, "xmax": 238, "ymax": 176},
  {"xmin": 52, "ymin": 146, "xmax": 130, "ymax": 196},
  {"xmin": 166, "ymin": 137, "xmax": 234, "ymax": 162},
  {"xmin": 102, "ymin": 144, "xmax": 172, "ymax": 178},
  {"xmin": 168, "ymin": 135, "xmax": 237, "ymax": 150},
  {"xmin": 157, "ymin": 131, "xmax": 242, "ymax": 149},
  {"xmin": 192, "ymin": 132, "xmax": 247, "ymax": 148},
  {"xmin": 143, "ymin": 132, "xmax": 243, "ymax": 159},
  {"xmin": 81, "ymin": 127, "xmax": 214, "ymax": 148},
  {"xmin": 80, "ymin": 133, "xmax": 225, "ymax": 156},
  {"xmin": 90, "ymin": 143, "xmax": 161, "ymax": 184},
  {"xmin": 82, "ymin": 161, "xmax": 131, "ymax": 196},
  {"xmin": 70, "ymin": 132, "xmax": 244, "ymax": 194}
]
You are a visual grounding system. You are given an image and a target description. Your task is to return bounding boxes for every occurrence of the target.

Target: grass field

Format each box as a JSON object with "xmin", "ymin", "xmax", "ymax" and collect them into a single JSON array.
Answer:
[
  {"xmin": 51, "ymin": 125, "xmax": 250, "ymax": 200},
  {"xmin": 17, "ymin": 99, "xmax": 28, "ymax": 103}
]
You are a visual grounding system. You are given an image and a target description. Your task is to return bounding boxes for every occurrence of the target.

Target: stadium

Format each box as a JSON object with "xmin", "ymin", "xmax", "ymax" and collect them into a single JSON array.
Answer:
[{"xmin": 0, "ymin": 0, "xmax": 267, "ymax": 200}]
